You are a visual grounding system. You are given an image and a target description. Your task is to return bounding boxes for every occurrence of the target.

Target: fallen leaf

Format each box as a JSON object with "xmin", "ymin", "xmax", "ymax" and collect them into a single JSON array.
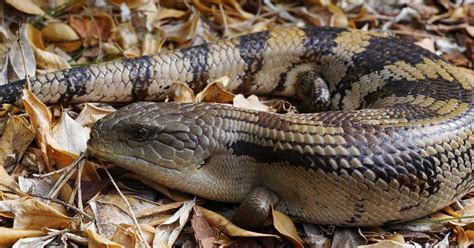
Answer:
[
  {"xmin": 195, "ymin": 76, "xmax": 235, "ymax": 103},
  {"xmin": 0, "ymin": 227, "xmax": 46, "ymax": 246},
  {"xmin": 111, "ymin": 223, "xmax": 154, "ymax": 247},
  {"xmin": 25, "ymin": 24, "xmax": 70, "ymax": 70},
  {"xmin": 233, "ymin": 94, "xmax": 274, "ymax": 112},
  {"xmin": 358, "ymin": 240, "xmax": 413, "ymax": 248},
  {"xmin": 18, "ymin": 176, "xmax": 53, "ymax": 197},
  {"xmin": 115, "ymin": 23, "xmax": 138, "ymax": 50},
  {"xmin": 5, "ymin": 0, "xmax": 46, "ymax": 16},
  {"xmin": 22, "ymin": 88, "xmax": 52, "ymax": 169},
  {"xmin": 107, "ymin": 0, "xmax": 149, "ymax": 9},
  {"xmin": 12, "ymin": 234, "xmax": 55, "ymax": 248},
  {"xmin": 41, "ymin": 22, "xmax": 82, "ymax": 52},
  {"xmin": 0, "ymin": 116, "xmax": 35, "ymax": 168},
  {"xmin": 8, "ymin": 25, "xmax": 36, "ymax": 82},
  {"xmin": 141, "ymin": 29, "xmax": 167, "ymax": 55},
  {"xmin": 191, "ymin": 206, "xmax": 215, "ymax": 248},
  {"xmin": 85, "ymin": 228, "xmax": 124, "ymax": 248},
  {"xmin": 50, "ymin": 111, "xmax": 90, "ymax": 155},
  {"xmin": 90, "ymin": 194, "xmax": 157, "ymax": 239},
  {"xmin": 272, "ymin": 208, "xmax": 304, "ymax": 248},
  {"xmin": 158, "ymin": 7, "xmax": 187, "ymax": 20},
  {"xmin": 75, "ymin": 103, "xmax": 115, "ymax": 127},
  {"xmin": 415, "ymin": 38, "xmax": 436, "ymax": 53},
  {"xmin": 197, "ymin": 206, "xmax": 279, "ymax": 239},
  {"xmin": 170, "ymin": 82, "xmax": 195, "ymax": 103},
  {"xmin": 69, "ymin": 12, "xmax": 115, "ymax": 47},
  {"xmin": 153, "ymin": 199, "xmax": 195, "ymax": 247},
  {"xmin": 0, "ymin": 197, "xmax": 75, "ymax": 230},
  {"xmin": 0, "ymin": 165, "xmax": 19, "ymax": 192},
  {"xmin": 137, "ymin": 201, "xmax": 186, "ymax": 219}
]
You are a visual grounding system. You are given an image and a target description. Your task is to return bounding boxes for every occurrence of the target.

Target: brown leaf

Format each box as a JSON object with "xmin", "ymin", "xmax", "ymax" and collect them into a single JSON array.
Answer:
[
  {"xmin": 0, "ymin": 197, "xmax": 75, "ymax": 230},
  {"xmin": 233, "ymin": 94, "xmax": 274, "ymax": 112},
  {"xmin": 170, "ymin": 82, "xmax": 195, "ymax": 103},
  {"xmin": 5, "ymin": 0, "xmax": 47, "ymax": 16},
  {"xmin": 22, "ymin": 88, "xmax": 52, "ymax": 169},
  {"xmin": 0, "ymin": 227, "xmax": 46, "ymax": 246},
  {"xmin": 0, "ymin": 116, "xmax": 35, "ymax": 169},
  {"xmin": 107, "ymin": 0, "xmax": 149, "ymax": 9},
  {"xmin": 158, "ymin": 7, "xmax": 187, "ymax": 20},
  {"xmin": 191, "ymin": 206, "xmax": 215, "ymax": 248},
  {"xmin": 197, "ymin": 206, "xmax": 279, "ymax": 239},
  {"xmin": 69, "ymin": 12, "xmax": 115, "ymax": 47},
  {"xmin": 85, "ymin": 228, "xmax": 124, "ymax": 248},
  {"xmin": 111, "ymin": 223, "xmax": 154, "ymax": 247},
  {"xmin": 272, "ymin": 208, "xmax": 304, "ymax": 248},
  {"xmin": 41, "ymin": 22, "xmax": 82, "ymax": 52},
  {"xmin": 195, "ymin": 76, "xmax": 235, "ymax": 103},
  {"xmin": 75, "ymin": 103, "xmax": 115, "ymax": 127},
  {"xmin": 153, "ymin": 200, "xmax": 195, "ymax": 247}
]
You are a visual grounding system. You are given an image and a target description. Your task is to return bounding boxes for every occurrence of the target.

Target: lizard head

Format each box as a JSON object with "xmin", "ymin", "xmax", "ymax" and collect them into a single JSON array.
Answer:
[{"xmin": 87, "ymin": 102, "xmax": 216, "ymax": 185}]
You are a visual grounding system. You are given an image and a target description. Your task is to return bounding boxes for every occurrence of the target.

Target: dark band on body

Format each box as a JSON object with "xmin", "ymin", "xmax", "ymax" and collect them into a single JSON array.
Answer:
[
  {"xmin": 237, "ymin": 30, "xmax": 271, "ymax": 93},
  {"xmin": 180, "ymin": 43, "xmax": 210, "ymax": 93},
  {"xmin": 58, "ymin": 66, "xmax": 92, "ymax": 103},
  {"xmin": 122, "ymin": 55, "xmax": 155, "ymax": 101}
]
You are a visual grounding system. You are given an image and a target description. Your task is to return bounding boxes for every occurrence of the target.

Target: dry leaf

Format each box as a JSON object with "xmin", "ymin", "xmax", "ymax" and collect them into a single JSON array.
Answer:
[
  {"xmin": 191, "ymin": 206, "xmax": 215, "ymax": 248},
  {"xmin": 41, "ymin": 22, "xmax": 81, "ymax": 52},
  {"xmin": 5, "ymin": 0, "xmax": 46, "ymax": 16},
  {"xmin": 75, "ymin": 104, "xmax": 115, "ymax": 127},
  {"xmin": 69, "ymin": 12, "xmax": 115, "ymax": 47},
  {"xmin": 358, "ymin": 240, "xmax": 413, "ymax": 248},
  {"xmin": 0, "ymin": 166, "xmax": 19, "ymax": 193},
  {"xmin": 111, "ymin": 223, "xmax": 154, "ymax": 247},
  {"xmin": 159, "ymin": 7, "xmax": 186, "ymax": 20},
  {"xmin": 272, "ymin": 208, "xmax": 304, "ymax": 248},
  {"xmin": 0, "ymin": 227, "xmax": 46, "ymax": 246},
  {"xmin": 7, "ymin": 25, "xmax": 36, "ymax": 82},
  {"xmin": 138, "ymin": 201, "xmax": 186, "ymax": 219},
  {"xmin": 115, "ymin": 23, "xmax": 138, "ymax": 50},
  {"xmin": 107, "ymin": 0, "xmax": 149, "ymax": 9},
  {"xmin": 25, "ymin": 24, "xmax": 70, "ymax": 70},
  {"xmin": 195, "ymin": 76, "xmax": 235, "ymax": 103},
  {"xmin": 0, "ymin": 116, "xmax": 35, "ymax": 168},
  {"xmin": 90, "ymin": 194, "xmax": 157, "ymax": 239},
  {"xmin": 0, "ymin": 197, "xmax": 74, "ymax": 230},
  {"xmin": 170, "ymin": 82, "xmax": 195, "ymax": 103},
  {"xmin": 153, "ymin": 200, "xmax": 195, "ymax": 247},
  {"xmin": 197, "ymin": 206, "xmax": 279, "ymax": 239},
  {"xmin": 85, "ymin": 228, "xmax": 124, "ymax": 248},
  {"xmin": 18, "ymin": 176, "xmax": 54, "ymax": 197},
  {"xmin": 141, "ymin": 29, "xmax": 166, "ymax": 55},
  {"xmin": 50, "ymin": 111, "xmax": 90, "ymax": 155},
  {"xmin": 415, "ymin": 38, "xmax": 436, "ymax": 53},
  {"xmin": 233, "ymin": 94, "xmax": 274, "ymax": 112},
  {"xmin": 22, "ymin": 88, "xmax": 52, "ymax": 169},
  {"xmin": 32, "ymin": 48, "xmax": 70, "ymax": 70}
]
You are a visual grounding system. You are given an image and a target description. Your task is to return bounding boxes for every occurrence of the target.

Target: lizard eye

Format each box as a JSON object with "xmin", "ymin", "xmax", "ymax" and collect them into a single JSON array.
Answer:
[{"xmin": 131, "ymin": 127, "xmax": 149, "ymax": 141}]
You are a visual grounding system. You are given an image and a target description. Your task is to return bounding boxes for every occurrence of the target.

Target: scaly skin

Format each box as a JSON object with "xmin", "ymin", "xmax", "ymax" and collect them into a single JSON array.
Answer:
[{"xmin": 4, "ymin": 26, "xmax": 472, "ymax": 226}]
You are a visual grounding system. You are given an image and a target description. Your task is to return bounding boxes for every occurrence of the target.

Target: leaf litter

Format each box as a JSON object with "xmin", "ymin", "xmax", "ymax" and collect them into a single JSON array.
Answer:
[{"xmin": 1, "ymin": 0, "xmax": 474, "ymax": 247}]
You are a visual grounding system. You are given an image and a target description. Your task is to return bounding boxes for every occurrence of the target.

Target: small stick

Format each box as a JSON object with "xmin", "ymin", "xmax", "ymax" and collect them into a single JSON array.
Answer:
[{"xmin": 105, "ymin": 168, "xmax": 149, "ymax": 247}]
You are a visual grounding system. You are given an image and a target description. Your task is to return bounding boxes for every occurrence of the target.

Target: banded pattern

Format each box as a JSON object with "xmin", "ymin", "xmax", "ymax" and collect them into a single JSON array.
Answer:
[{"xmin": 4, "ymin": 26, "xmax": 473, "ymax": 226}]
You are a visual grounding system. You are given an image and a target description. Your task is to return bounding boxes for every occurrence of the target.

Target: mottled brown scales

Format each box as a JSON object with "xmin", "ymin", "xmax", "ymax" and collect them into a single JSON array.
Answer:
[{"xmin": 1, "ymin": 26, "xmax": 473, "ymax": 226}]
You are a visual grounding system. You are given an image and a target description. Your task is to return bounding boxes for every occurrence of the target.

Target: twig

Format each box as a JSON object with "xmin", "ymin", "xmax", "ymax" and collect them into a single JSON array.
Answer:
[
  {"xmin": 33, "ymin": 166, "xmax": 69, "ymax": 178},
  {"xmin": 46, "ymin": 153, "xmax": 86, "ymax": 199},
  {"xmin": 105, "ymin": 168, "xmax": 149, "ymax": 247},
  {"xmin": 16, "ymin": 24, "xmax": 31, "ymax": 90},
  {"xmin": 31, "ymin": 193, "xmax": 94, "ymax": 220}
]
